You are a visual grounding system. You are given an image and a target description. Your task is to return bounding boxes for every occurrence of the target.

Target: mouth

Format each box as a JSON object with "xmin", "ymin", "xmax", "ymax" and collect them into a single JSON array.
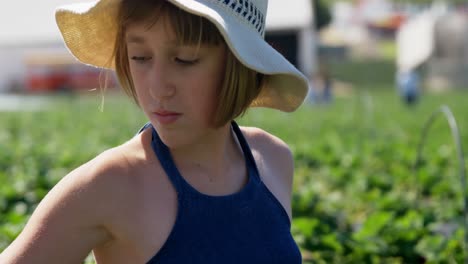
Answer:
[{"xmin": 152, "ymin": 110, "xmax": 181, "ymax": 125}]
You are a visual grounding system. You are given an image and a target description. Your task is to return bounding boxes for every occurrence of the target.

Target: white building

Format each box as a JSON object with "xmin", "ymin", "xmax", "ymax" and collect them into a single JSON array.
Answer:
[
  {"xmin": 396, "ymin": 3, "xmax": 468, "ymax": 90},
  {"xmin": 266, "ymin": 0, "xmax": 316, "ymax": 77},
  {"xmin": 0, "ymin": 0, "xmax": 316, "ymax": 92}
]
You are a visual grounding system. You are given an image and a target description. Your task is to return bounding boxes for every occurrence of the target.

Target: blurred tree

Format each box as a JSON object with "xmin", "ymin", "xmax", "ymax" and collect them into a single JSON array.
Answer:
[{"xmin": 313, "ymin": 0, "xmax": 332, "ymax": 31}]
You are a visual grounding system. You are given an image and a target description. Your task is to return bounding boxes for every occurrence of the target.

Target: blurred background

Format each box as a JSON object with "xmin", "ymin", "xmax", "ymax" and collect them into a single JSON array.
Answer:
[{"xmin": 1, "ymin": 0, "xmax": 468, "ymax": 263}]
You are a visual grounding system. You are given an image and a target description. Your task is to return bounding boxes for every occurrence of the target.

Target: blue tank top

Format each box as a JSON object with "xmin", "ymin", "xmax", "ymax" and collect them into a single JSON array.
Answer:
[{"xmin": 141, "ymin": 121, "xmax": 302, "ymax": 264}]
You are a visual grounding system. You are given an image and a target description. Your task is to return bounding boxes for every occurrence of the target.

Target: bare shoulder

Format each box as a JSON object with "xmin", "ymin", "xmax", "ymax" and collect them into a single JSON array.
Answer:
[
  {"xmin": 0, "ymin": 133, "xmax": 151, "ymax": 264},
  {"xmin": 50, "ymin": 136, "xmax": 149, "ymax": 213},
  {"xmin": 240, "ymin": 126, "xmax": 294, "ymax": 167},
  {"xmin": 239, "ymin": 126, "xmax": 294, "ymax": 219}
]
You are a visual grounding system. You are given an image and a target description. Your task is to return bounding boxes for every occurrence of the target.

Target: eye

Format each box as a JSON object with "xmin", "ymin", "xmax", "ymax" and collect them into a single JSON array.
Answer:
[
  {"xmin": 175, "ymin": 57, "xmax": 199, "ymax": 65},
  {"xmin": 131, "ymin": 56, "xmax": 151, "ymax": 63}
]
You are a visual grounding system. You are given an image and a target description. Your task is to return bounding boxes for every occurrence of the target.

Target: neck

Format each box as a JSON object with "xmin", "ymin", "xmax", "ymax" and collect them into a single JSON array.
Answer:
[{"xmin": 169, "ymin": 123, "xmax": 243, "ymax": 180}]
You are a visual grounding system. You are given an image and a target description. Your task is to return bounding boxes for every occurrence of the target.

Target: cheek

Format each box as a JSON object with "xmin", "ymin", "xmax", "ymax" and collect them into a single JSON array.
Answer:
[
  {"xmin": 180, "ymin": 74, "xmax": 219, "ymax": 123},
  {"xmin": 129, "ymin": 69, "xmax": 147, "ymax": 99},
  {"xmin": 200, "ymin": 73, "xmax": 224, "ymax": 121}
]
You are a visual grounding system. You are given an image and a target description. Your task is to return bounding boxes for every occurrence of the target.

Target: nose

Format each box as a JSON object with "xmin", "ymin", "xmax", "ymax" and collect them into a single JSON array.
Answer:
[
  {"xmin": 149, "ymin": 83, "xmax": 176, "ymax": 100},
  {"xmin": 148, "ymin": 63, "xmax": 176, "ymax": 100}
]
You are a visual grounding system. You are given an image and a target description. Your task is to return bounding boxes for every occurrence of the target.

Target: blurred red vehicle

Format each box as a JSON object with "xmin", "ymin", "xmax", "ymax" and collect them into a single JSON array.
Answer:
[{"xmin": 25, "ymin": 54, "xmax": 116, "ymax": 93}]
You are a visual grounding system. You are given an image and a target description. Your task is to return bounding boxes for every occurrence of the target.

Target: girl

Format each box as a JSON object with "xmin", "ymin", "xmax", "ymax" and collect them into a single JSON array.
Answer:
[{"xmin": 0, "ymin": 0, "xmax": 308, "ymax": 263}]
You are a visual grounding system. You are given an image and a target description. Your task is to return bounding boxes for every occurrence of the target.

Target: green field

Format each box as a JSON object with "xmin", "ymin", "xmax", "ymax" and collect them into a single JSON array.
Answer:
[{"xmin": 1, "ymin": 86, "xmax": 467, "ymax": 262}]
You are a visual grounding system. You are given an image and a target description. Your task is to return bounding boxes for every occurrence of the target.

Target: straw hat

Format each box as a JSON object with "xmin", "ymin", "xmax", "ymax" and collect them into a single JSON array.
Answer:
[{"xmin": 55, "ymin": 0, "xmax": 309, "ymax": 112}]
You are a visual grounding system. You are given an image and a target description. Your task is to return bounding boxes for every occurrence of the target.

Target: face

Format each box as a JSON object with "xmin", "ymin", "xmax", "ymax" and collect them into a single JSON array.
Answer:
[{"xmin": 125, "ymin": 16, "xmax": 227, "ymax": 148}]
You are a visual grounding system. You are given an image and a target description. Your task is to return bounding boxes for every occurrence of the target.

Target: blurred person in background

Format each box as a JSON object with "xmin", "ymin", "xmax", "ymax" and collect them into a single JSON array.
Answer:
[
  {"xmin": 315, "ymin": 60, "xmax": 334, "ymax": 104},
  {"xmin": 396, "ymin": 68, "xmax": 420, "ymax": 105}
]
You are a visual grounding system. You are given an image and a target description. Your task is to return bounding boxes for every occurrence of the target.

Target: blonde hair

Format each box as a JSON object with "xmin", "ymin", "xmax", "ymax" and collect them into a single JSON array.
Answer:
[{"xmin": 113, "ymin": 0, "xmax": 264, "ymax": 127}]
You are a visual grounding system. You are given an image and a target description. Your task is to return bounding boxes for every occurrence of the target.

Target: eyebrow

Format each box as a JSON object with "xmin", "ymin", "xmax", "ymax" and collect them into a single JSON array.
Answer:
[
  {"xmin": 125, "ymin": 34, "xmax": 184, "ymax": 48},
  {"xmin": 126, "ymin": 34, "xmax": 146, "ymax": 44}
]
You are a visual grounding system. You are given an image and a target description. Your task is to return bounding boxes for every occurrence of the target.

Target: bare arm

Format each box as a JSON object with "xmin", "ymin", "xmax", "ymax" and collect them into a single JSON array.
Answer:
[{"xmin": 0, "ymin": 151, "xmax": 118, "ymax": 264}]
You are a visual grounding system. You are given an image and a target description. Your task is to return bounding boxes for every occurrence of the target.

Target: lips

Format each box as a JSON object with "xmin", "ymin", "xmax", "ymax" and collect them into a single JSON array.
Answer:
[{"xmin": 152, "ymin": 110, "xmax": 181, "ymax": 125}]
